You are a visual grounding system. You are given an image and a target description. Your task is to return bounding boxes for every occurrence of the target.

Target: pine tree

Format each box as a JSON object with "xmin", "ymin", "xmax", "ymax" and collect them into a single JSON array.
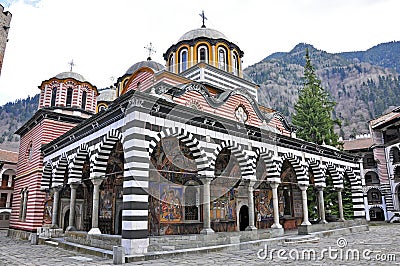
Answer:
[{"xmin": 292, "ymin": 49, "xmax": 341, "ymax": 146}]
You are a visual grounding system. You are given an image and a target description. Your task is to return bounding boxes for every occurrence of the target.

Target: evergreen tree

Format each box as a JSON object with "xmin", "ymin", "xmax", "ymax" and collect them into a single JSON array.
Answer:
[{"xmin": 292, "ymin": 49, "xmax": 341, "ymax": 146}]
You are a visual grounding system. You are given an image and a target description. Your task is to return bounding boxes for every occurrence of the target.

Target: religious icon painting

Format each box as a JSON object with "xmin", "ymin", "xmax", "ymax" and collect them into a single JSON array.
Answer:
[{"xmin": 159, "ymin": 184, "xmax": 183, "ymax": 223}]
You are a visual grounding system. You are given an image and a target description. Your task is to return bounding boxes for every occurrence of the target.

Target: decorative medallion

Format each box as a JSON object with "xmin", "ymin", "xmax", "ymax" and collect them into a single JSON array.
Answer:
[{"xmin": 235, "ymin": 104, "xmax": 248, "ymax": 123}]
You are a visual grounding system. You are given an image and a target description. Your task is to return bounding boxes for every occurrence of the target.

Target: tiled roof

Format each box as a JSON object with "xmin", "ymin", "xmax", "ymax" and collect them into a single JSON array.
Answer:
[
  {"xmin": 370, "ymin": 106, "xmax": 400, "ymax": 129},
  {"xmin": 0, "ymin": 149, "xmax": 18, "ymax": 164},
  {"xmin": 343, "ymin": 138, "xmax": 373, "ymax": 151}
]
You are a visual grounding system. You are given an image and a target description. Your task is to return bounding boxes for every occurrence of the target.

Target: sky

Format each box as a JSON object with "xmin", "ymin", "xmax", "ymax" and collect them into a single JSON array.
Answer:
[{"xmin": 0, "ymin": 0, "xmax": 399, "ymax": 105}]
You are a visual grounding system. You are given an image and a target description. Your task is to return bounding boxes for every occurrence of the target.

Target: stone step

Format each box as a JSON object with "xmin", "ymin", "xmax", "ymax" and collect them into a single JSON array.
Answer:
[
  {"xmin": 43, "ymin": 240, "xmax": 59, "ymax": 247},
  {"xmin": 284, "ymin": 235, "xmax": 320, "ymax": 244}
]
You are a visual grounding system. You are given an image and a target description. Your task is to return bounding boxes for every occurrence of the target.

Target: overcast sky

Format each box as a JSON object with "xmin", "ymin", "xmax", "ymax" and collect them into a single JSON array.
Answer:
[{"xmin": 0, "ymin": 0, "xmax": 399, "ymax": 105}]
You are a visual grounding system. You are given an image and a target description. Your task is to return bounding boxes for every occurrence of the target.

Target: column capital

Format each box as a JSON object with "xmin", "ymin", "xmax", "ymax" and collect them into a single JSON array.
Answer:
[
  {"xmin": 69, "ymin": 182, "xmax": 80, "ymax": 189},
  {"xmin": 269, "ymin": 182, "xmax": 280, "ymax": 189},
  {"xmin": 335, "ymin": 187, "xmax": 344, "ymax": 192},
  {"xmin": 298, "ymin": 184, "xmax": 309, "ymax": 191},
  {"xmin": 91, "ymin": 177, "xmax": 105, "ymax": 186}
]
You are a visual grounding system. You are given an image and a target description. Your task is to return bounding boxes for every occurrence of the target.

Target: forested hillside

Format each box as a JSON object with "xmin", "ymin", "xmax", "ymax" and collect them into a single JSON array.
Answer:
[
  {"xmin": 0, "ymin": 95, "xmax": 39, "ymax": 151},
  {"xmin": 244, "ymin": 42, "xmax": 400, "ymax": 138}
]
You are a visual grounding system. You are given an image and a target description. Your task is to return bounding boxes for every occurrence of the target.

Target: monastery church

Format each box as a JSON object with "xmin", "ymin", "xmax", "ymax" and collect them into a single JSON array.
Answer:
[{"xmin": 9, "ymin": 17, "xmax": 365, "ymax": 255}]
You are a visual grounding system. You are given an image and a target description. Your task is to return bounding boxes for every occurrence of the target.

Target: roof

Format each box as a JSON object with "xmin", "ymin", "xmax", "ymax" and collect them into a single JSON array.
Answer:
[
  {"xmin": 54, "ymin": 71, "xmax": 86, "ymax": 82},
  {"xmin": 97, "ymin": 87, "xmax": 116, "ymax": 102},
  {"xmin": 343, "ymin": 138, "xmax": 373, "ymax": 151},
  {"xmin": 370, "ymin": 106, "xmax": 400, "ymax": 129},
  {"xmin": 125, "ymin": 60, "xmax": 164, "ymax": 75},
  {"xmin": 0, "ymin": 149, "xmax": 18, "ymax": 164},
  {"xmin": 178, "ymin": 28, "xmax": 227, "ymax": 42}
]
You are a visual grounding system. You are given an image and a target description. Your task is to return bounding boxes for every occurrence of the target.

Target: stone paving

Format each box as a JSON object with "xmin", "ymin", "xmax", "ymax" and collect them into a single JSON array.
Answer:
[{"xmin": 1, "ymin": 224, "xmax": 400, "ymax": 265}]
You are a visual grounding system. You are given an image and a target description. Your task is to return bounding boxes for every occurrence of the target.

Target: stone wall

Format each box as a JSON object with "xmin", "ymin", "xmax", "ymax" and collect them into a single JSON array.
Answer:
[
  {"xmin": 0, "ymin": 4, "xmax": 11, "ymax": 76},
  {"xmin": 64, "ymin": 231, "xmax": 121, "ymax": 251}
]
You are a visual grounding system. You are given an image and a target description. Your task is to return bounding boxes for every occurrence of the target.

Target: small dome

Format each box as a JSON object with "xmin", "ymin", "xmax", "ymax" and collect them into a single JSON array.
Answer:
[
  {"xmin": 55, "ymin": 71, "xmax": 86, "ymax": 82},
  {"xmin": 97, "ymin": 87, "xmax": 116, "ymax": 102},
  {"xmin": 125, "ymin": 60, "xmax": 164, "ymax": 75},
  {"xmin": 178, "ymin": 28, "xmax": 227, "ymax": 42}
]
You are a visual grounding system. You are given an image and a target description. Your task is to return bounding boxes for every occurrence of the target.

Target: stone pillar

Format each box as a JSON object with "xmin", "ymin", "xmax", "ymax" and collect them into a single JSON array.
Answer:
[
  {"xmin": 66, "ymin": 183, "xmax": 79, "ymax": 231},
  {"xmin": 299, "ymin": 184, "xmax": 311, "ymax": 226},
  {"xmin": 317, "ymin": 187, "xmax": 327, "ymax": 223},
  {"xmin": 51, "ymin": 187, "xmax": 61, "ymax": 228},
  {"xmin": 200, "ymin": 177, "xmax": 214, "ymax": 234},
  {"xmin": 245, "ymin": 180, "xmax": 257, "ymax": 231},
  {"xmin": 6, "ymin": 192, "xmax": 11, "ymax": 208},
  {"xmin": 337, "ymin": 188, "xmax": 345, "ymax": 221},
  {"xmin": 88, "ymin": 177, "xmax": 103, "ymax": 235},
  {"xmin": 270, "ymin": 182, "xmax": 282, "ymax": 229}
]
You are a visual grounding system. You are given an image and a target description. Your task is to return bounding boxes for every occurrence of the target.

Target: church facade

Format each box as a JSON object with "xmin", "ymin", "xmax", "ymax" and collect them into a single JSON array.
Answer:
[{"xmin": 10, "ymin": 23, "xmax": 364, "ymax": 255}]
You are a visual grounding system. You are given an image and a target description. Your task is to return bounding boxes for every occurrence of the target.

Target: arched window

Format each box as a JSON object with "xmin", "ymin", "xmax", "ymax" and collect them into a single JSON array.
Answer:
[
  {"xmin": 169, "ymin": 54, "xmax": 174, "ymax": 72},
  {"xmin": 179, "ymin": 49, "xmax": 188, "ymax": 73},
  {"xmin": 367, "ymin": 189, "xmax": 382, "ymax": 205},
  {"xmin": 232, "ymin": 53, "xmax": 239, "ymax": 75},
  {"xmin": 218, "ymin": 47, "xmax": 227, "ymax": 71},
  {"xmin": 66, "ymin": 87, "xmax": 73, "ymax": 107},
  {"xmin": 197, "ymin": 46, "xmax": 208, "ymax": 63},
  {"xmin": 81, "ymin": 91, "xmax": 87, "ymax": 110},
  {"xmin": 184, "ymin": 185, "xmax": 199, "ymax": 220},
  {"xmin": 51, "ymin": 87, "xmax": 57, "ymax": 107}
]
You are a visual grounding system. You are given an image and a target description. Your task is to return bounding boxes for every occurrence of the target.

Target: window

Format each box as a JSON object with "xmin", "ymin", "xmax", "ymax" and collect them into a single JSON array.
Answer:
[
  {"xmin": 365, "ymin": 172, "xmax": 379, "ymax": 186},
  {"xmin": 51, "ymin": 87, "xmax": 57, "ymax": 106},
  {"xmin": 66, "ymin": 87, "xmax": 73, "ymax": 107},
  {"xmin": 179, "ymin": 49, "xmax": 188, "ymax": 72},
  {"xmin": 184, "ymin": 185, "xmax": 199, "ymax": 220},
  {"xmin": 218, "ymin": 48, "xmax": 227, "ymax": 71},
  {"xmin": 81, "ymin": 91, "xmax": 87, "ymax": 110},
  {"xmin": 232, "ymin": 53, "xmax": 239, "ymax": 75},
  {"xmin": 169, "ymin": 54, "xmax": 174, "ymax": 72},
  {"xmin": 197, "ymin": 46, "xmax": 208, "ymax": 63},
  {"xmin": 19, "ymin": 188, "xmax": 28, "ymax": 221},
  {"xmin": 367, "ymin": 189, "xmax": 382, "ymax": 204},
  {"xmin": 27, "ymin": 143, "xmax": 33, "ymax": 162}
]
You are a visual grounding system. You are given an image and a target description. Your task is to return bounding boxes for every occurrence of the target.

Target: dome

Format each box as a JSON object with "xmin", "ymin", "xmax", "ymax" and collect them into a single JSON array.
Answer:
[
  {"xmin": 97, "ymin": 87, "xmax": 116, "ymax": 102},
  {"xmin": 54, "ymin": 71, "xmax": 86, "ymax": 82},
  {"xmin": 178, "ymin": 28, "xmax": 227, "ymax": 42},
  {"xmin": 125, "ymin": 60, "xmax": 164, "ymax": 75}
]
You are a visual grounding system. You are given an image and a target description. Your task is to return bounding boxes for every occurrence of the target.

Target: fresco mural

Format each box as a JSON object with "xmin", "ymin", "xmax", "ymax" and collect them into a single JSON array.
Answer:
[
  {"xmin": 98, "ymin": 142, "xmax": 124, "ymax": 234},
  {"xmin": 279, "ymin": 160, "xmax": 302, "ymax": 228},
  {"xmin": 211, "ymin": 148, "xmax": 241, "ymax": 232},
  {"xmin": 149, "ymin": 137, "xmax": 199, "ymax": 235}
]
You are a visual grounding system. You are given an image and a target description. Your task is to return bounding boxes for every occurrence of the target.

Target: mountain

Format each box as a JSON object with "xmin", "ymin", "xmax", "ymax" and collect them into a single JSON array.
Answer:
[
  {"xmin": 244, "ymin": 41, "xmax": 400, "ymax": 139},
  {"xmin": 0, "ymin": 95, "xmax": 39, "ymax": 152},
  {"xmin": 1, "ymin": 41, "xmax": 399, "ymax": 151}
]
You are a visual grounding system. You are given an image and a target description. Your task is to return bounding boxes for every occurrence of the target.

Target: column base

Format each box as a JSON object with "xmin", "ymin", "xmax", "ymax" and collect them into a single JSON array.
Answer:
[
  {"xmin": 271, "ymin": 223, "xmax": 282, "ymax": 229},
  {"xmin": 200, "ymin": 228, "xmax": 215, "ymax": 235},
  {"xmin": 319, "ymin": 220, "xmax": 328, "ymax": 224},
  {"xmin": 338, "ymin": 218, "xmax": 345, "ymax": 222},
  {"xmin": 301, "ymin": 221, "xmax": 312, "ymax": 226},
  {"xmin": 88, "ymin": 228, "xmax": 102, "ymax": 235},
  {"xmin": 245, "ymin": 225, "xmax": 257, "ymax": 231},
  {"xmin": 66, "ymin": 226, "xmax": 76, "ymax": 232},
  {"xmin": 50, "ymin": 224, "xmax": 59, "ymax": 229}
]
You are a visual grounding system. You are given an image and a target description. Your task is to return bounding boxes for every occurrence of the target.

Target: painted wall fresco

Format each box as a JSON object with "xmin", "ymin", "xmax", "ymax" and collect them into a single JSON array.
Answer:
[{"xmin": 149, "ymin": 137, "xmax": 200, "ymax": 235}]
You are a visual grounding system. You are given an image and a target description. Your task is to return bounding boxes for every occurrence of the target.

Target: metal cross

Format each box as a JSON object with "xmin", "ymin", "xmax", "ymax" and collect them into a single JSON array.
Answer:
[
  {"xmin": 199, "ymin": 10, "xmax": 207, "ymax": 28},
  {"xmin": 144, "ymin": 42, "xmax": 156, "ymax": 60},
  {"xmin": 68, "ymin": 59, "xmax": 75, "ymax": 72}
]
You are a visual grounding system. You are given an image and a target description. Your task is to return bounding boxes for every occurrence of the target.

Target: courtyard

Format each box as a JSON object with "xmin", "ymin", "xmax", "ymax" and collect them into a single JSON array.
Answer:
[{"xmin": 0, "ymin": 224, "xmax": 399, "ymax": 265}]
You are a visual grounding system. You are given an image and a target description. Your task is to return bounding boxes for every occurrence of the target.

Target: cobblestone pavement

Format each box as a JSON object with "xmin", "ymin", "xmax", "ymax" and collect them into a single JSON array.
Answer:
[{"xmin": 1, "ymin": 224, "xmax": 400, "ymax": 265}]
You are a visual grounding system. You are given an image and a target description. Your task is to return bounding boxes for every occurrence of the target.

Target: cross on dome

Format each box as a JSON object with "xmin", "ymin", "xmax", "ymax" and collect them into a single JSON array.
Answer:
[
  {"xmin": 68, "ymin": 59, "xmax": 75, "ymax": 72},
  {"xmin": 144, "ymin": 42, "xmax": 156, "ymax": 61},
  {"xmin": 199, "ymin": 10, "xmax": 207, "ymax": 28}
]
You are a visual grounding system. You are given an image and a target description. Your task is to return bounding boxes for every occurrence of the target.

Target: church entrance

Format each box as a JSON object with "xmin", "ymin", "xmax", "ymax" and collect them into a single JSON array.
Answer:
[{"xmin": 239, "ymin": 205, "xmax": 249, "ymax": 231}]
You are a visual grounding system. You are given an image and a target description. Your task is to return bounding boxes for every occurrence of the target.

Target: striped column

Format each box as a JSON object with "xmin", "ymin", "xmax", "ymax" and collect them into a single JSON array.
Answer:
[{"xmin": 122, "ymin": 111, "xmax": 150, "ymax": 255}]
